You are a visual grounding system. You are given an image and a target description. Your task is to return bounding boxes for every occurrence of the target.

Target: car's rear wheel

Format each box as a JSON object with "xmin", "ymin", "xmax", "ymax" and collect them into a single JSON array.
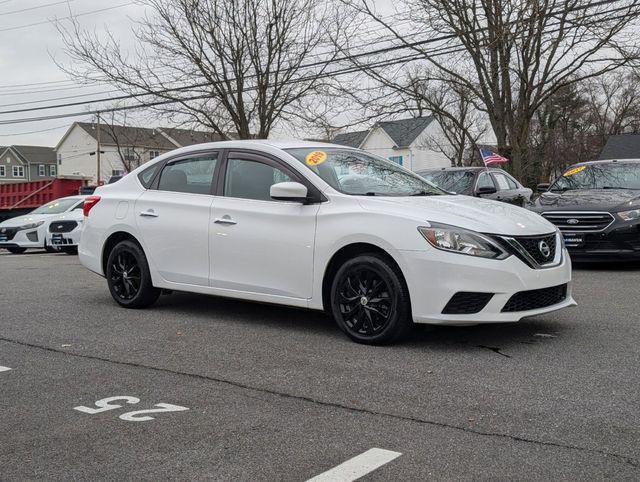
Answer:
[
  {"xmin": 330, "ymin": 253, "xmax": 413, "ymax": 345},
  {"xmin": 106, "ymin": 240, "xmax": 160, "ymax": 309},
  {"xmin": 7, "ymin": 247, "xmax": 27, "ymax": 254},
  {"xmin": 61, "ymin": 246, "xmax": 78, "ymax": 255}
]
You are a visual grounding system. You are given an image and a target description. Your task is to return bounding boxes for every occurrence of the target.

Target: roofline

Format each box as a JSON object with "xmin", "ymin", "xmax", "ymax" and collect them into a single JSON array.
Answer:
[
  {"xmin": 376, "ymin": 117, "xmax": 434, "ymax": 149},
  {"xmin": 360, "ymin": 124, "xmax": 397, "ymax": 149},
  {"xmin": 1, "ymin": 146, "xmax": 27, "ymax": 165}
]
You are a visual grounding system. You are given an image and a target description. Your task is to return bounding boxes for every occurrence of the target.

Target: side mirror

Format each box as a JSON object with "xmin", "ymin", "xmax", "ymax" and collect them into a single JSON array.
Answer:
[
  {"xmin": 537, "ymin": 183, "xmax": 550, "ymax": 193},
  {"xmin": 476, "ymin": 185, "xmax": 497, "ymax": 196},
  {"xmin": 270, "ymin": 182, "xmax": 309, "ymax": 202}
]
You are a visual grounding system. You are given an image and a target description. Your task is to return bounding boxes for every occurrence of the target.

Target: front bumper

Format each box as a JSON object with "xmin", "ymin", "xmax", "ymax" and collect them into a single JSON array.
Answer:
[
  {"xmin": 0, "ymin": 227, "xmax": 45, "ymax": 249},
  {"xmin": 398, "ymin": 247, "xmax": 575, "ymax": 325},
  {"xmin": 564, "ymin": 224, "xmax": 640, "ymax": 260},
  {"xmin": 47, "ymin": 229, "xmax": 82, "ymax": 248}
]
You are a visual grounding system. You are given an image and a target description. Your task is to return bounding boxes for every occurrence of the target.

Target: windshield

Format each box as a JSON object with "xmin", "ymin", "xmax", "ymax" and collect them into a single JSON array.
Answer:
[
  {"xmin": 420, "ymin": 170, "xmax": 475, "ymax": 194},
  {"xmin": 31, "ymin": 198, "xmax": 80, "ymax": 215},
  {"xmin": 285, "ymin": 148, "xmax": 444, "ymax": 196},
  {"xmin": 550, "ymin": 163, "xmax": 640, "ymax": 191}
]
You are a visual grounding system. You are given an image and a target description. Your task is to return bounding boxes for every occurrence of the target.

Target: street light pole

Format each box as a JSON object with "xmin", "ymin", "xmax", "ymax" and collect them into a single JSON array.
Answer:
[{"xmin": 96, "ymin": 112, "xmax": 102, "ymax": 185}]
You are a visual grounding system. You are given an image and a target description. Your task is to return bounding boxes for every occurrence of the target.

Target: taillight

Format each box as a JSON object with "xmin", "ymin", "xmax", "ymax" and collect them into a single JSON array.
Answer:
[{"xmin": 83, "ymin": 196, "xmax": 101, "ymax": 217}]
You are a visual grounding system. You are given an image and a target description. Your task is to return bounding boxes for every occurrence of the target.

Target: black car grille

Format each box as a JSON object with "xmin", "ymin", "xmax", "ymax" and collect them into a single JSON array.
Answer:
[
  {"xmin": 542, "ymin": 211, "xmax": 614, "ymax": 232},
  {"xmin": 511, "ymin": 233, "xmax": 557, "ymax": 266},
  {"xmin": 442, "ymin": 292, "xmax": 494, "ymax": 315},
  {"xmin": 49, "ymin": 221, "xmax": 78, "ymax": 233},
  {"xmin": 0, "ymin": 227, "xmax": 18, "ymax": 241},
  {"xmin": 502, "ymin": 284, "xmax": 568, "ymax": 312}
]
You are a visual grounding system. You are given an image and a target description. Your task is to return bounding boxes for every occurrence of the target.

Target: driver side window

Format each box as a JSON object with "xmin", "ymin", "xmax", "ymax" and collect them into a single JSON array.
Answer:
[{"xmin": 224, "ymin": 158, "xmax": 294, "ymax": 201}]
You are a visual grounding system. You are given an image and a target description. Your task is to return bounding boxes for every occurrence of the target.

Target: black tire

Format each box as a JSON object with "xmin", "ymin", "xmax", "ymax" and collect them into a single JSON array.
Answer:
[
  {"xmin": 106, "ymin": 240, "xmax": 160, "ymax": 309},
  {"xmin": 7, "ymin": 247, "xmax": 27, "ymax": 254},
  {"xmin": 61, "ymin": 246, "xmax": 78, "ymax": 255},
  {"xmin": 330, "ymin": 253, "xmax": 413, "ymax": 345},
  {"xmin": 44, "ymin": 241, "xmax": 56, "ymax": 253}
]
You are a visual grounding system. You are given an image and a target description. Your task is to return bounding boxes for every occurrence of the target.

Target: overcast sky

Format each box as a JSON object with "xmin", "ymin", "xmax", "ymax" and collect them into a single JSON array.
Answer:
[
  {"xmin": 0, "ymin": 1, "xmax": 150, "ymax": 146},
  {"xmin": 0, "ymin": 0, "xmax": 396, "ymax": 147}
]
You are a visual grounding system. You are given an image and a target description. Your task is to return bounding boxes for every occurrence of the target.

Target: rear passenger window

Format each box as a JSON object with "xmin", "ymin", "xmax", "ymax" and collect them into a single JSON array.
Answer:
[
  {"xmin": 493, "ymin": 173, "xmax": 512, "ymax": 191},
  {"xmin": 157, "ymin": 155, "xmax": 218, "ymax": 195},
  {"xmin": 138, "ymin": 163, "xmax": 161, "ymax": 188}
]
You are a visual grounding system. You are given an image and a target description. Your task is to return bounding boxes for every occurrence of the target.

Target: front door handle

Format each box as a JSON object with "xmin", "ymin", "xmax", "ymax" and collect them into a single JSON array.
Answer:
[
  {"xmin": 214, "ymin": 217, "xmax": 237, "ymax": 225},
  {"xmin": 140, "ymin": 210, "xmax": 159, "ymax": 218}
]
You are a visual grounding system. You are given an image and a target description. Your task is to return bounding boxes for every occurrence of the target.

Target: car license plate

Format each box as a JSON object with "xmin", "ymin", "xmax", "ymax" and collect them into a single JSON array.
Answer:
[{"xmin": 563, "ymin": 233, "xmax": 585, "ymax": 248}]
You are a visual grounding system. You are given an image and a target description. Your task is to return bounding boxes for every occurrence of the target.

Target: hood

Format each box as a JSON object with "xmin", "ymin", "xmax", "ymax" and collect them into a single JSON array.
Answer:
[
  {"xmin": 0, "ymin": 213, "xmax": 59, "ymax": 228},
  {"xmin": 48, "ymin": 210, "xmax": 84, "ymax": 223},
  {"xmin": 530, "ymin": 189, "xmax": 640, "ymax": 212},
  {"xmin": 357, "ymin": 194, "xmax": 555, "ymax": 236}
]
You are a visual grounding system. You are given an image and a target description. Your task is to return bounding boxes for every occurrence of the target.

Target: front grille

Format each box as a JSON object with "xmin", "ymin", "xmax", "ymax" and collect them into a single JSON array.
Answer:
[
  {"xmin": 442, "ymin": 292, "xmax": 494, "ymax": 314},
  {"xmin": 542, "ymin": 211, "xmax": 614, "ymax": 232},
  {"xmin": 502, "ymin": 284, "xmax": 567, "ymax": 312},
  {"xmin": 0, "ymin": 227, "xmax": 18, "ymax": 241},
  {"xmin": 512, "ymin": 233, "xmax": 557, "ymax": 265},
  {"xmin": 49, "ymin": 221, "xmax": 78, "ymax": 233}
]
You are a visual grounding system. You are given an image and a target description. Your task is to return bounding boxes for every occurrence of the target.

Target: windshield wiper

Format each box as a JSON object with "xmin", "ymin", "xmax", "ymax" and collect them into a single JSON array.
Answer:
[
  {"xmin": 410, "ymin": 191, "xmax": 437, "ymax": 196},
  {"xmin": 602, "ymin": 186, "xmax": 636, "ymax": 190}
]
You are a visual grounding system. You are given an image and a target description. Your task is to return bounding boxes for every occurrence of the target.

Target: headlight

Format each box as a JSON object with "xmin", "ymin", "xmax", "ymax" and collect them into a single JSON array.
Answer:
[
  {"xmin": 17, "ymin": 221, "xmax": 45, "ymax": 231},
  {"xmin": 618, "ymin": 209, "xmax": 640, "ymax": 221},
  {"xmin": 418, "ymin": 223, "xmax": 509, "ymax": 259}
]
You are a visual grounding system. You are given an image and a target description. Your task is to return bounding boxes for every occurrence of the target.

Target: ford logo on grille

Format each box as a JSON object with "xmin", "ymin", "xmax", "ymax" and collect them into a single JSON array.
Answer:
[
  {"xmin": 57, "ymin": 225, "xmax": 63, "ymax": 229},
  {"xmin": 538, "ymin": 240, "xmax": 552, "ymax": 258},
  {"xmin": 567, "ymin": 218, "xmax": 580, "ymax": 225}
]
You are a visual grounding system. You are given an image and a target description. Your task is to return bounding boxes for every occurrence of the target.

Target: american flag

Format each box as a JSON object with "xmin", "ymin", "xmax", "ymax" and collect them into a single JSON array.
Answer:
[{"xmin": 479, "ymin": 148, "xmax": 509, "ymax": 166}]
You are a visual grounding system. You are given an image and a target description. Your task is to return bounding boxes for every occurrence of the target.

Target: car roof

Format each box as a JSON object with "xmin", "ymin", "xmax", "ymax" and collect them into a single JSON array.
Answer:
[
  {"xmin": 571, "ymin": 159, "xmax": 640, "ymax": 167},
  {"xmin": 418, "ymin": 167, "xmax": 504, "ymax": 173},
  {"xmin": 175, "ymin": 139, "xmax": 352, "ymax": 151}
]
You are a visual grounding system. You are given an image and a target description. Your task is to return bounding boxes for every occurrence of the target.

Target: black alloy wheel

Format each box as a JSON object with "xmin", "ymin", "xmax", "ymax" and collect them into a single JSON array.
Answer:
[
  {"xmin": 106, "ymin": 240, "xmax": 160, "ymax": 308},
  {"xmin": 331, "ymin": 254, "xmax": 412, "ymax": 345}
]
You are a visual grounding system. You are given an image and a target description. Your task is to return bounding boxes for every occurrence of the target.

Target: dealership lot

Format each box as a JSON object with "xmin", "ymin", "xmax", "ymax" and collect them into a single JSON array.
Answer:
[{"xmin": 0, "ymin": 251, "xmax": 639, "ymax": 480}]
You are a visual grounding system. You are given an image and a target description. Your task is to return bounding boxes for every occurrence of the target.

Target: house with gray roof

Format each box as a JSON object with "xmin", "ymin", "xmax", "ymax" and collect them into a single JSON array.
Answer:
[
  {"xmin": 56, "ymin": 122, "xmax": 227, "ymax": 184},
  {"xmin": 332, "ymin": 116, "xmax": 450, "ymax": 171},
  {"xmin": 598, "ymin": 134, "xmax": 640, "ymax": 160},
  {"xmin": 0, "ymin": 145, "xmax": 57, "ymax": 184}
]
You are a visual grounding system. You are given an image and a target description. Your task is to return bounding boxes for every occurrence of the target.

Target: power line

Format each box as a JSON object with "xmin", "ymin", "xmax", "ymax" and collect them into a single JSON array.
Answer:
[
  {"xmin": 0, "ymin": 0, "xmax": 75, "ymax": 16},
  {"xmin": 0, "ymin": 2, "xmax": 135, "ymax": 34}
]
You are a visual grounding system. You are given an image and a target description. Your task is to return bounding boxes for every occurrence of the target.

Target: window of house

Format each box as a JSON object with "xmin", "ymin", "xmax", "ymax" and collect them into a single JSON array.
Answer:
[
  {"xmin": 0, "ymin": 165, "xmax": 5, "ymax": 177},
  {"xmin": 38, "ymin": 165, "xmax": 46, "ymax": 176},
  {"xmin": 149, "ymin": 150, "xmax": 160, "ymax": 159},
  {"xmin": 388, "ymin": 155, "xmax": 404, "ymax": 166},
  {"xmin": 12, "ymin": 166, "xmax": 24, "ymax": 178},
  {"xmin": 49, "ymin": 164, "xmax": 57, "ymax": 176},
  {"xmin": 112, "ymin": 169, "xmax": 125, "ymax": 177},
  {"xmin": 123, "ymin": 147, "xmax": 136, "ymax": 161},
  {"xmin": 57, "ymin": 153, "xmax": 62, "ymax": 165}
]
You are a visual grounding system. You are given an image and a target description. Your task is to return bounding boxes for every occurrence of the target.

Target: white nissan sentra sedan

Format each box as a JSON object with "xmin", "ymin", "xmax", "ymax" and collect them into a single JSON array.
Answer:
[{"xmin": 79, "ymin": 141, "xmax": 575, "ymax": 344}]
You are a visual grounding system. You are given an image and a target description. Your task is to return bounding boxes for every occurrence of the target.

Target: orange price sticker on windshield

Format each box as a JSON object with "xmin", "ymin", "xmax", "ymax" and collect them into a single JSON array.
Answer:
[
  {"xmin": 563, "ymin": 165, "xmax": 586, "ymax": 177},
  {"xmin": 306, "ymin": 150, "xmax": 327, "ymax": 166}
]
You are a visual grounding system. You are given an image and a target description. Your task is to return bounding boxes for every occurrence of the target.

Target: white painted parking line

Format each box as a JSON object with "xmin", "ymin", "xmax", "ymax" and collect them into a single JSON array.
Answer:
[
  {"xmin": 0, "ymin": 366, "xmax": 12, "ymax": 372},
  {"xmin": 307, "ymin": 448, "xmax": 402, "ymax": 482}
]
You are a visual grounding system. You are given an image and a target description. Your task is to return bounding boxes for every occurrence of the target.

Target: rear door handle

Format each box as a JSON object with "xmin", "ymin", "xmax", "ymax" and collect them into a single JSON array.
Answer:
[
  {"xmin": 214, "ymin": 217, "xmax": 237, "ymax": 225},
  {"xmin": 140, "ymin": 210, "xmax": 159, "ymax": 218}
]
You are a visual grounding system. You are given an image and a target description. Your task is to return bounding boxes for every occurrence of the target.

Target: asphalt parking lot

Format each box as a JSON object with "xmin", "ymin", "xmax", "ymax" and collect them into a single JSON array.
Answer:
[{"xmin": 0, "ymin": 251, "xmax": 639, "ymax": 480}]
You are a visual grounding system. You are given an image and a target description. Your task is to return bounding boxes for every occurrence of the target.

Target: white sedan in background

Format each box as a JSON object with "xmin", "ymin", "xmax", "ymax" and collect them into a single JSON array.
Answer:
[
  {"xmin": 0, "ymin": 196, "xmax": 86, "ymax": 254},
  {"xmin": 79, "ymin": 140, "xmax": 575, "ymax": 345},
  {"xmin": 46, "ymin": 209, "xmax": 84, "ymax": 255}
]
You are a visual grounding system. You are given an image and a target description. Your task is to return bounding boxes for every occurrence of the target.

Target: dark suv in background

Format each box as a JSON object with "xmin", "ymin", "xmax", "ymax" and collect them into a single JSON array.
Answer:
[
  {"xmin": 418, "ymin": 167, "xmax": 533, "ymax": 206},
  {"xmin": 529, "ymin": 159, "xmax": 640, "ymax": 260}
]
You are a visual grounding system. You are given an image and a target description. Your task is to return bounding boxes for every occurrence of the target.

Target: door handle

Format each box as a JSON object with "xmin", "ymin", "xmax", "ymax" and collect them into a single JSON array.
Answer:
[
  {"xmin": 139, "ymin": 210, "xmax": 159, "ymax": 218},
  {"xmin": 214, "ymin": 217, "xmax": 237, "ymax": 225}
]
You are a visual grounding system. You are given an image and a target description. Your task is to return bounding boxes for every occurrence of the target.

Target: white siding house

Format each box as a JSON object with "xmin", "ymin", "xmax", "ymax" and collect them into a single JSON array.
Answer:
[
  {"xmin": 56, "ymin": 122, "xmax": 225, "ymax": 184},
  {"xmin": 333, "ymin": 117, "xmax": 451, "ymax": 171}
]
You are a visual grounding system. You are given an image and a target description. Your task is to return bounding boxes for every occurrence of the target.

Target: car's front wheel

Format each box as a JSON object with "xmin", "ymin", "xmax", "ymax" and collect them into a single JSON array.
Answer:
[
  {"xmin": 106, "ymin": 240, "xmax": 160, "ymax": 309},
  {"xmin": 330, "ymin": 253, "xmax": 413, "ymax": 345},
  {"xmin": 6, "ymin": 247, "xmax": 27, "ymax": 254}
]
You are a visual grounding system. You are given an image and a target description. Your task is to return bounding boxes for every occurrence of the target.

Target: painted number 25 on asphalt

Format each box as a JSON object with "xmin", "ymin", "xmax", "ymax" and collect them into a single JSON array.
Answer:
[{"xmin": 73, "ymin": 396, "xmax": 189, "ymax": 422}]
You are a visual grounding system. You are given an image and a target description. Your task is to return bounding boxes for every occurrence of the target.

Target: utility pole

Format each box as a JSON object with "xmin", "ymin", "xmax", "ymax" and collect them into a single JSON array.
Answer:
[{"xmin": 96, "ymin": 112, "xmax": 102, "ymax": 185}]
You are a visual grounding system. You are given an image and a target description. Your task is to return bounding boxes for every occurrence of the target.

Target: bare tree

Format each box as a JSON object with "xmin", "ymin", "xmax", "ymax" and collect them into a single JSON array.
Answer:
[
  {"xmin": 341, "ymin": 0, "xmax": 640, "ymax": 184},
  {"xmin": 59, "ymin": 0, "xmax": 345, "ymax": 139}
]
